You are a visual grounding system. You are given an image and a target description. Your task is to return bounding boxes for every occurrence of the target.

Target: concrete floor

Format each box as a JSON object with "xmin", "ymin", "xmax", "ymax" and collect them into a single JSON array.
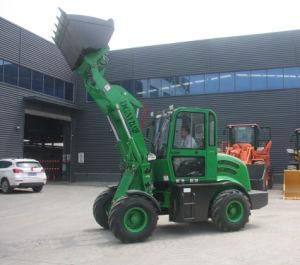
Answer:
[{"xmin": 0, "ymin": 184, "xmax": 300, "ymax": 265}]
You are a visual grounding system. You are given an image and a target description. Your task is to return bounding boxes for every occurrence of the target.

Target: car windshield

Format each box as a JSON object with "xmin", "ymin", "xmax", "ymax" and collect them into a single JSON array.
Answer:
[
  {"xmin": 151, "ymin": 116, "xmax": 170, "ymax": 159},
  {"xmin": 231, "ymin": 126, "xmax": 255, "ymax": 144},
  {"xmin": 16, "ymin": 161, "xmax": 41, "ymax": 168}
]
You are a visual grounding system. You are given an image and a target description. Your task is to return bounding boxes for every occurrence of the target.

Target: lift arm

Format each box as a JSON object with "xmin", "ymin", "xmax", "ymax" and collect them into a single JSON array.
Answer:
[{"xmin": 53, "ymin": 10, "xmax": 153, "ymax": 199}]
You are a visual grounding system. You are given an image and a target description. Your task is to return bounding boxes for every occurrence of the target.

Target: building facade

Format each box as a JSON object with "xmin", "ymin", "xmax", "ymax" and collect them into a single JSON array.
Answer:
[{"xmin": 1, "ymin": 17, "xmax": 300, "ymax": 183}]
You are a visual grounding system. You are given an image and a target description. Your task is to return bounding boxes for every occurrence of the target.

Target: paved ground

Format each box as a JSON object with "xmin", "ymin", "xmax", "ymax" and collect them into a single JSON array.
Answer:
[{"xmin": 1, "ymin": 184, "xmax": 300, "ymax": 265}]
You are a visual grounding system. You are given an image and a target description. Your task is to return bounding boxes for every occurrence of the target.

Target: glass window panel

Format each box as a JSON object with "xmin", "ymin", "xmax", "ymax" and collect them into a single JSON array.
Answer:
[
  {"xmin": 251, "ymin": 69, "xmax": 267, "ymax": 90},
  {"xmin": 220, "ymin": 72, "xmax": 234, "ymax": 92},
  {"xmin": 175, "ymin": 76, "xmax": 190, "ymax": 95},
  {"xmin": 189, "ymin": 75, "xmax": 205, "ymax": 94},
  {"xmin": 173, "ymin": 156, "xmax": 205, "ymax": 178},
  {"xmin": 44, "ymin": 75, "xmax": 54, "ymax": 95},
  {"xmin": 122, "ymin": 80, "xmax": 135, "ymax": 95},
  {"xmin": 135, "ymin": 79, "xmax": 149, "ymax": 98},
  {"xmin": 65, "ymin": 82, "xmax": 74, "ymax": 101},
  {"xmin": 284, "ymin": 67, "xmax": 300, "ymax": 88},
  {"xmin": 161, "ymin": 77, "xmax": 176, "ymax": 96},
  {"xmin": 173, "ymin": 112, "xmax": 205, "ymax": 149},
  {"xmin": 32, "ymin": 71, "xmax": 43, "ymax": 92},
  {"xmin": 55, "ymin": 79, "xmax": 64, "ymax": 98},
  {"xmin": 267, "ymin": 68, "xmax": 283, "ymax": 89},
  {"xmin": 209, "ymin": 112, "xmax": 216, "ymax": 146},
  {"xmin": 3, "ymin": 61, "xmax": 18, "ymax": 86},
  {"xmin": 235, "ymin": 71, "xmax": 251, "ymax": 91},
  {"xmin": 18, "ymin": 66, "xmax": 32, "ymax": 89},
  {"xmin": 149, "ymin": 79, "xmax": 161, "ymax": 97},
  {"xmin": 205, "ymin": 73, "xmax": 219, "ymax": 93},
  {"xmin": 0, "ymin": 59, "xmax": 3, "ymax": 82}
]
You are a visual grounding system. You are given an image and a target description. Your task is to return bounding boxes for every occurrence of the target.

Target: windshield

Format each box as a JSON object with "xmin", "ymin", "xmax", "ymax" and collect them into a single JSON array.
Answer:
[
  {"xmin": 231, "ymin": 126, "xmax": 255, "ymax": 145},
  {"xmin": 151, "ymin": 116, "xmax": 170, "ymax": 158},
  {"xmin": 16, "ymin": 161, "xmax": 42, "ymax": 168}
]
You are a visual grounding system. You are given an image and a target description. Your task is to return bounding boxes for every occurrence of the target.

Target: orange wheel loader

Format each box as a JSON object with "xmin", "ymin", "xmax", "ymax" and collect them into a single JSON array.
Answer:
[{"xmin": 224, "ymin": 124, "xmax": 272, "ymax": 190}]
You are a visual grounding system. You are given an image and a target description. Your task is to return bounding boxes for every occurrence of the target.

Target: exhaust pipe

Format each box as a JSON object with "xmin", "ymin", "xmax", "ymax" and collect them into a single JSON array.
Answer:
[{"xmin": 53, "ymin": 9, "xmax": 114, "ymax": 70}]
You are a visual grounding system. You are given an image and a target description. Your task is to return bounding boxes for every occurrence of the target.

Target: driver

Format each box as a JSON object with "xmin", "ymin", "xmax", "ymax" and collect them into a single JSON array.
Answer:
[{"xmin": 179, "ymin": 126, "xmax": 198, "ymax": 148}]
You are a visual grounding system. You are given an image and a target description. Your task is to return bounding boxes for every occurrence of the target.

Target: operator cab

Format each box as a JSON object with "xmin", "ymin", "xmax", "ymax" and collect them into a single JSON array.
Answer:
[
  {"xmin": 226, "ymin": 124, "xmax": 271, "ymax": 150},
  {"xmin": 287, "ymin": 128, "xmax": 300, "ymax": 170},
  {"xmin": 148, "ymin": 107, "xmax": 217, "ymax": 183}
]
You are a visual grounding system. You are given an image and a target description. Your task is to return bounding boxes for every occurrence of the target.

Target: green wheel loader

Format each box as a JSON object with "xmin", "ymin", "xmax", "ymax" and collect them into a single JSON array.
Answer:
[{"xmin": 53, "ymin": 10, "xmax": 268, "ymax": 243}]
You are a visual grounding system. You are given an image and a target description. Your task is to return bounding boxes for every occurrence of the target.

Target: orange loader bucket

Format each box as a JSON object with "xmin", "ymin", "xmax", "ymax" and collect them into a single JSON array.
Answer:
[{"xmin": 283, "ymin": 170, "xmax": 300, "ymax": 199}]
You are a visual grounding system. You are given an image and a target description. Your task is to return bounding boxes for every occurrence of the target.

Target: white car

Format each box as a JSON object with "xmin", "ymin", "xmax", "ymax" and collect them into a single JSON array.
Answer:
[{"xmin": 0, "ymin": 159, "xmax": 47, "ymax": 193}]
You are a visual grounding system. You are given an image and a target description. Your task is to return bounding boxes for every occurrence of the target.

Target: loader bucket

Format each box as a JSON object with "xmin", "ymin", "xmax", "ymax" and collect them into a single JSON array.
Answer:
[
  {"xmin": 53, "ymin": 9, "xmax": 114, "ymax": 70},
  {"xmin": 283, "ymin": 170, "xmax": 300, "ymax": 199}
]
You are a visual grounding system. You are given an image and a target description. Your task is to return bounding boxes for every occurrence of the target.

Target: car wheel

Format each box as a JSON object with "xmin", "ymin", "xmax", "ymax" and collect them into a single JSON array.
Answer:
[
  {"xmin": 32, "ymin": 185, "xmax": 43, "ymax": 192},
  {"xmin": 1, "ymin": 179, "xmax": 13, "ymax": 194}
]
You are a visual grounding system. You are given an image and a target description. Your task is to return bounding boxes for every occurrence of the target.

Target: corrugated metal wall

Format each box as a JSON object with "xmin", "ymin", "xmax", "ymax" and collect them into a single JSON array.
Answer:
[
  {"xmin": 106, "ymin": 30, "xmax": 300, "ymax": 80},
  {"xmin": 0, "ymin": 18, "xmax": 73, "ymax": 80}
]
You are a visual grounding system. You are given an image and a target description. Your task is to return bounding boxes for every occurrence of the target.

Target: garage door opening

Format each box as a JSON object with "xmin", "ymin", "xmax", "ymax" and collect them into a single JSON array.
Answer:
[{"xmin": 23, "ymin": 114, "xmax": 71, "ymax": 181}]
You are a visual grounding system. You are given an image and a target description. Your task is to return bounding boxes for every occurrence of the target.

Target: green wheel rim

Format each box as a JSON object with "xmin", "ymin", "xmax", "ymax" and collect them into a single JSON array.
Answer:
[
  {"xmin": 123, "ymin": 207, "xmax": 148, "ymax": 233},
  {"xmin": 225, "ymin": 200, "xmax": 244, "ymax": 223}
]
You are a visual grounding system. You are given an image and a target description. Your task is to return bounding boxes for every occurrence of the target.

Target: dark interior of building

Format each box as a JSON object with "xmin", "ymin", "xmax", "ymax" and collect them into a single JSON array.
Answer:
[{"xmin": 23, "ymin": 114, "xmax": 68, "ymax": 181}]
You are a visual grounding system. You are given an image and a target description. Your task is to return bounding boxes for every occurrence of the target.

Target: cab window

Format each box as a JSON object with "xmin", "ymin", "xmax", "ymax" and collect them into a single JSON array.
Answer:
[
  {"xmin": 173, "ymin": 112, "xmax": 205, "ymax": 149},
  {"xmin": 209, "ymin": 112, "xmax": 216, "ymax": 146}
]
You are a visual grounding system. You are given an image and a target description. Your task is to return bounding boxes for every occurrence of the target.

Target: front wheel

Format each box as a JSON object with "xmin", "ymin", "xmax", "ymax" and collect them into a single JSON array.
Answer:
[
  {"xmin": 211, "ymin": 189, "xmax": 250, "ymax": 232},
  {"xmin": 93, "ymin": 187, "xmax": 116, "ymax": 229},
  {"xmin": 108, "ymin": 196, "xmax": 158, "ymax": 243}
]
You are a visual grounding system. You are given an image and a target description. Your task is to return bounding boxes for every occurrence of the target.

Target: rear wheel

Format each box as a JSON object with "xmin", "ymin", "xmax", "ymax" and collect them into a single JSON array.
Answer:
[
  {"xmin": 1, "ymin": 179, "xmax": 13, "ymax": 194},
  {"xmin": 211, "ymin": 189, "xmax": 250, "ymax": 232},
  {"xmin": 108, "ymin": 196, "xmax": 158, "ymax": 243},
  {"xmin": 32, "ymin": 185, "xmax": 43, "ymax": 192},
  {"xmin": 93, "ymin": 187, "xmax": 116, "ymax": 229}
]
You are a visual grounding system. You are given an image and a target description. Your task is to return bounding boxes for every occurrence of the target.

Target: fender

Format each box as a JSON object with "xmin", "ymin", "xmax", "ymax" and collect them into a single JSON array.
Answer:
[{"xmin": 127, "ymin": 190, "xmax": 161, "ymax": 213}]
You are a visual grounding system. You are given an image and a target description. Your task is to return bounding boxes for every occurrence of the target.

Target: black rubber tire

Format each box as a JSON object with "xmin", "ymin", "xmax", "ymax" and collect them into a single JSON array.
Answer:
[
  {"xmin": 1, "ymin": 179, "xmax": 13, "ymax": 194},
  {"xmin": 108, "ymin": 196, "xmax": 158, "ymax": 243},
  {"xmin": 32, "ymin": 185, "xmax": 43, "ymax": 192},
  {"xmin": 93, "ymin": 188, "xmax": 116, "ymax": 229},
  {"xmin": 211, "ymin": 189, "xmax": 250, "ymax": 232}
]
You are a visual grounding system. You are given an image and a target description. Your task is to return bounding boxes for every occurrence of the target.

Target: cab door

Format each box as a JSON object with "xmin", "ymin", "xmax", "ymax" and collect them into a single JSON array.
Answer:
[{"xmin": 168, "ymin": 110, "xmax": 217, "ymax": 182}]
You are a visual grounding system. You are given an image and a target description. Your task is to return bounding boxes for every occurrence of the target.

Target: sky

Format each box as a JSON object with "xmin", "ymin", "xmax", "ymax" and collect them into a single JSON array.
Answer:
[{"xmin": 1, "ymin": 0, "xmax": 300, "ymax": 50}]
